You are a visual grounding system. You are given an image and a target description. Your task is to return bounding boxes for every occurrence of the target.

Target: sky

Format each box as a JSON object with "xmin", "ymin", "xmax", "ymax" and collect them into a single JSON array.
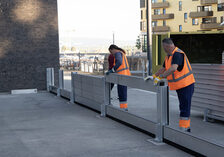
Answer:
[{"xmin": 57, "ymin": 0, "xmax": 140, "ymax": 47}]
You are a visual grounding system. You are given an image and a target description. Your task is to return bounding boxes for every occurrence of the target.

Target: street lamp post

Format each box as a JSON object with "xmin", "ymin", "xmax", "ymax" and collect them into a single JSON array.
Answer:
[{"xmin": 146, "ymin": 0, "xmax": 152, "ymax": 75}]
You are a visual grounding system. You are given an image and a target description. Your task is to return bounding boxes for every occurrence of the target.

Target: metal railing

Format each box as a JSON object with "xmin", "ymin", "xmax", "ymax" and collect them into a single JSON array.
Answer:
[{"xmin": 46, "ymin": 68, "xmax": 224, "ymax": 156}]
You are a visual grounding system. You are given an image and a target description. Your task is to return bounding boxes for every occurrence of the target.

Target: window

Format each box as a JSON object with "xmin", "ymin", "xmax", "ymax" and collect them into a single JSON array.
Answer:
[
  {"xmin": 154, "ymin": 9, "xmax": 160, "ymax": 15},
  {"xmin": 192, "ymin": 19, "xmax": 199, "ymax": 25},
  {"xmin": 179, "ymin": 25, "xmax": 182, "ymax": 32},
  {"xmin": 202, "ymin": 17, "xmax": 216, "ymax": 24},
  {"xmin": 141, "ymin": 10, "xmax": 143, "ymax": 19},
  {"xmin": 184, "ymin": 13, "xmax": 187, "ymax": 23},
  {"xmin": 140, "ymin": 22, "xmax": 142, "ymax": 31},
  {"xmin": 163, "ymin": 9, "xmax": 166, "ymax": 15},
  {"xmin": 163, "ymin": 20, "xmax": 166, "ymax": 26},
  {"xmin": 140, "ymin": 0, "xmax": 146, "ymax": 8},
  {"xmin": 204, "ymin": 6, "xmax": 212, "ymax": 11},
  {"xmin": 197, "ymin": 6, "xmax": 212, "ymax": 12},
  {"xmin": 152, "ymin": 21, "xmax": 157, "ymax": 27},
  {"xmin": 163, "ymin": 0, "xmax": 166, "ymax": 2},
  {"xmin": 152, "ymin": 0, "xmax": 157, "ymax": 3},
  {"xmin": 218, "ymin": 3, "xmax": 224, "ymax": 11},
  {"xmin": 179, "ymin": 1, "xmax": 182, "ymax": 11},
  {"xmin": 221, "ymin": 17, "xmax": 224, "ymax": 23}
]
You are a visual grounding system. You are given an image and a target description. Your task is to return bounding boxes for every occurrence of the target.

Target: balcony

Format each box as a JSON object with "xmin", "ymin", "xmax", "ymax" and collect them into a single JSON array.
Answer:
[
  {"xmin": 152, "ymin": 14, "xmax": 174, "ymax": 20},
  {"xmin": 152, "ymin": 26, "xmax": 170, "ymax": 32},
  {"xmin": 152, "ymin": 2, "xmax": 169, "ymax": 8},
  {"xmin": 201, "ymin": 0, "xmax": 218, "ymax": 5},
  {"xmin": 200, "ymin": 23, "xmax": 224, "ymax": 29},
  {"xmin": 189, "ymin": 11, "xmax": 213, "ymax": 18}
]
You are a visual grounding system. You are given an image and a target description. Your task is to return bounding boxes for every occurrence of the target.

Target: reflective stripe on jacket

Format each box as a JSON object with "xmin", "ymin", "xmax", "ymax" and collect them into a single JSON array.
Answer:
[
  {"xmin": 165, "ymin": 47, "xmax": 195, "ymax": 90},
  {"xmin": 114, "ymin": 52, "xmax": 131, "ymax": 76}
]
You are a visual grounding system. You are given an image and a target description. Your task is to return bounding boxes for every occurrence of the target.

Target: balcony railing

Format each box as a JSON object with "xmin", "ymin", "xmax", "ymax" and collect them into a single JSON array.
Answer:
[
  {"xmin": 201, "ymin": 23, "xmax": 224, "ymax": 29},
  {"xmin": 152, "ymin": 2, "xmax": 169, "ymax": 8},
  {"xmin": 152, "ymin": 14, "xmax": 174, "ymax": 20},
  {"xmin": 152, "ymin": 26, "xmax": 170, "ymax": 32},
  {"xmin": 189, "ymin": 11, "xmax": 213, "ymax": 18},
  {"xmin": 201, "ymin": 0, "xmax": 218, "ymax": 5}
]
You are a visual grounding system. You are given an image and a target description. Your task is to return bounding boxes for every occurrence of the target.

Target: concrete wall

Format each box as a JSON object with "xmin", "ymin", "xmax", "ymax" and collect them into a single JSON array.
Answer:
[{"xmin": 0, "ymin": 0, "xmax": 59, "ymax": 92}]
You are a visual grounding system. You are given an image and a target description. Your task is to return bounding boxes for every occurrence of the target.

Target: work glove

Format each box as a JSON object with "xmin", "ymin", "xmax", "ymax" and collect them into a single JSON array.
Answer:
[
  {"xmin": 153, "ymin": 76, "xmax": 162, "ymax": 85},
  {"xmin": 106, "ymin": 69, "xmax": 114, "ymax": 75}
]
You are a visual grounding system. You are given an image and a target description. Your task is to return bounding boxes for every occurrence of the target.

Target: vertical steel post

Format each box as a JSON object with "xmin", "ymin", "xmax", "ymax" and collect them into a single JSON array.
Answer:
[
  {"xmin": 50, "ymin": 68, "xmax": 54, "ymax": 86},
  {"xmin": 57, "ymin": 70, "xmax": 64, "ymax": 96},
  {"xmin": 70, "ymin": 72, "xmax": 77, "ymax": 103},
  {"xmin": 46, "ymin": 68, "xmax": 50, "ymax": 91},
  {"xmin": 155, "ymin": 83, "xmax": 169, "ymax": 142},
  {"xmin": 101, "ymin": 77, "xmax": 110, "ymax": 117}
]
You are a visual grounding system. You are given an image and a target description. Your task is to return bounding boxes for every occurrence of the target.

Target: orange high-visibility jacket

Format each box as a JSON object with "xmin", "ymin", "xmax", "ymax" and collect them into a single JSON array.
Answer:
[
  {"xmin": 165, "ymin": 47, "xmax": 195, "ymax": 90},
  {"xmin": 114, "ymin": 52, "xmax": 131, "ymax": 76}
]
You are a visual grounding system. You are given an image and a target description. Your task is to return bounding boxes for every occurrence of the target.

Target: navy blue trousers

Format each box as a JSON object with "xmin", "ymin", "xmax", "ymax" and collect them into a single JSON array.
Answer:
[
  {"xmin": 117, "ymin": 85, "xmax": 127, "ymax": 103},
  {"xmin": 176, "ymin": 83, "xmax": 194, "ymax": 118}
]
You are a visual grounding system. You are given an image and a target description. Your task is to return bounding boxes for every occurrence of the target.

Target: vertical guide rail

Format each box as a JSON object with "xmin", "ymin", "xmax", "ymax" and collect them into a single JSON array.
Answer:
[
  {"xmin": 57, "ymin": 70, "xmax": 64, "ymax": 96},
  {"xmin": 70, "ymin": 72, "xmax": 77, "ymax": 103},
  {"xmin": 101, "ymin": 77, "xmax": 110, "ymax": 117},
  {"xmin": 155, "ymin": 83, "xmax": 169, "ymax": 142},
  {"xmin": 46, "ymin": 68, "xmax": 54, "ymax": 91}
]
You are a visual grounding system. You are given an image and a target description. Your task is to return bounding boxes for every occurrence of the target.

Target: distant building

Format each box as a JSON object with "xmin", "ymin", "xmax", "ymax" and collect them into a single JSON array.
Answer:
[{"xmin": 140, "ymin": 0, "xmax": 224, "ymax": 51}]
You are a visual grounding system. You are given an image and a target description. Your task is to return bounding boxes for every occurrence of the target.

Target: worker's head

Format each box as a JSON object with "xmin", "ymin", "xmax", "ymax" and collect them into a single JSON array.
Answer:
[
  {"xmin": 108, "ymin": 44, "xmax": 126, "ymax": 55},
  {"xmin": 162, "ymin": 38, "xmax": 175, "ymax": 55}
]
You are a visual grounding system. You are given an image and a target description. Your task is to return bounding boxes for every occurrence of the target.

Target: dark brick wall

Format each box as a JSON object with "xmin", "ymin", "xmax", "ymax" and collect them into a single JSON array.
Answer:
[{"xmin": 0, "ymin": 0, "xmax": 59, "ymax": 92}]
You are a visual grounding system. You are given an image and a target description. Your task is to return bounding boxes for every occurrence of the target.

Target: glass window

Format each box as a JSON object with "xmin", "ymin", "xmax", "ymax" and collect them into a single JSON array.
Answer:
[
  {"xmin": 179, "ymin": 1, "xmax": 182, "ymax": 11},
  {"xmin": 184, "ymin": 13, "xmax": 187, "ymax": 23},
  {"xmin": 140, "ymin": 22, "xmax": 142, "ymax": 31},
  {"xmin": 152, "ymin": 0, "xmax": 157, "ymax": 3},
  {"xmin": 163, "ymin": 20, "xmax": 166, "ymax": 26},
  {"xmin": 163, "ymin": 9, "xmax": 166, "ymax": 15},
  {"xmin": 152, "ymin": 21, "xmax": 157, "ymax": 27},
  {"xmin": 218, "ymin": 3, "xmax": 224, "ymax": 11},
  {"xmin": 179, "ymin": 25, "xmax": 182, "ymax": 32},
  {"xmin": 204, "ymin": 6, "xmax": 212, "ymax": 11},
  {"xmin": 192, "ymin": 19, "xmax": 199, "ymax": 25},
  {"xmin": 154, "ymin": 9, "xmax": 160, "ymax": 15},
  {"xmin": 221, "ymin": 16, "xmax": 224, "ymax": 23},
  {"xmin": 141, "ymin": 10, "xmax": 143, "ymax": 19}
]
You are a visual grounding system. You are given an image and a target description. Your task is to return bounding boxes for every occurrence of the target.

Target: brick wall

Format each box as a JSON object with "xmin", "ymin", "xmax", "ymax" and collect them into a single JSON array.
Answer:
[{"xmin": 0, "ymin": 0, "xmax": 59, "ymax": 92}]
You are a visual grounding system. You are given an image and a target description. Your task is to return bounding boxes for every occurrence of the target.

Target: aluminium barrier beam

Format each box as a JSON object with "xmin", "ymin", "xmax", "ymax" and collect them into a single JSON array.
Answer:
[
  {"xmin": 46, "ymin": 68, "xmax": 54, "ymax": 91},
  {"xmin": 57, "ymin": 69, "xmax": 64, "ymax": 96}
]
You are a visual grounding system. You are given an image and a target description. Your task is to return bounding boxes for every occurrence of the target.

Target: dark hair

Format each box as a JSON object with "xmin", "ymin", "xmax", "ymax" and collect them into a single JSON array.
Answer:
[
  {"xmin": 162, "ymin": 38, "xmax": 174, "ymax": 45},
  {"xmin": 108, "ymin": 44, "xmax": 126, "ymax": 54}
]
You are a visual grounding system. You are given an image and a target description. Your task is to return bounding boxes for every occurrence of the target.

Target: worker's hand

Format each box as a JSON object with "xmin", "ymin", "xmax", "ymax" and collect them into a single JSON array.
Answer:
[
  {"xmin": 152, "ymin": 74, "xmax": 157, "ymax": 79},
  {"xmin": 153, "ymin": 76, "xmax": 162, "ymax": 85},
  {"xmin": 106, "ymin": 69, "xmax": 113, "ymax": 75}
]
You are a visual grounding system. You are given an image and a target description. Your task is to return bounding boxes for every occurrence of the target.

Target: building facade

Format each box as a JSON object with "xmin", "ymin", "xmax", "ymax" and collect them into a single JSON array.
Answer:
[
  {"xmin": 0, "ymin": 0, "xmax": 59, "ymax": 92},
  {"xmin": 140, "ymin": 0, "xmax": 224, "ymax": 51}
]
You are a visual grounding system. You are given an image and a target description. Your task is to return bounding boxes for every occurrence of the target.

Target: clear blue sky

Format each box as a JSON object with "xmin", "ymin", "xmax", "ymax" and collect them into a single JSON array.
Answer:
[{"xmin": 57, "ymin": 0, "xmax": 140, "ymax": 45}]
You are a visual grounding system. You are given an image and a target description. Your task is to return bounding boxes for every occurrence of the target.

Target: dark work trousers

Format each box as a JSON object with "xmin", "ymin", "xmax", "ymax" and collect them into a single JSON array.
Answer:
[
  {"xmin": 117, "ymin": 85, "xmax": 127, "ymax": 103},
  {"xmin": 176, "ymin": 83, "xmax": 194, "ymax": 118}
]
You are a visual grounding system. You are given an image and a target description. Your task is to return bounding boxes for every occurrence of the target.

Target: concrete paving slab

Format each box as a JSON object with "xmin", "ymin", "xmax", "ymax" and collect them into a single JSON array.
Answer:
[{"xmin": 0, "ymin": 92, "xmax": 191, "ymax": 157}]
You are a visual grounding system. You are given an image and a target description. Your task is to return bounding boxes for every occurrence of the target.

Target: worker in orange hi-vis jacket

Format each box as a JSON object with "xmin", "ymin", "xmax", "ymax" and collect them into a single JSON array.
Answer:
[
  {"xmin": 154, "ymin": 38, "xmax": 195, "ymax": 132},
  {"xmin": 106, "ymin": 44, "xmax": 131, "ymax": 111}
]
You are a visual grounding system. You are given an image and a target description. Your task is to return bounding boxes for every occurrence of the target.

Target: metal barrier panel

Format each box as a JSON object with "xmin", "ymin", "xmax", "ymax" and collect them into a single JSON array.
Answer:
[
  {"xmin": 191, "ymin": 64, "xmax": 224, "ymax": 121},
  {"xmin": 73, "ymin": 73, "xmax": 105, "ymax": 111},
  {"xmin": 46, "ymin": 68, "xmax": 54, "ymax": 91}
]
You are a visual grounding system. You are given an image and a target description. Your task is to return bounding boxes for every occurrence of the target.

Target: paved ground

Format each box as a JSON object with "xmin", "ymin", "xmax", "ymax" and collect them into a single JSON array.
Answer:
[
  {"xmin": 64, "ymin": 73, "xmax": 224, "ymax": 147},
  {"xmin": 0, "ymin": 92, "xmax": 192, "ymax": 157}
]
